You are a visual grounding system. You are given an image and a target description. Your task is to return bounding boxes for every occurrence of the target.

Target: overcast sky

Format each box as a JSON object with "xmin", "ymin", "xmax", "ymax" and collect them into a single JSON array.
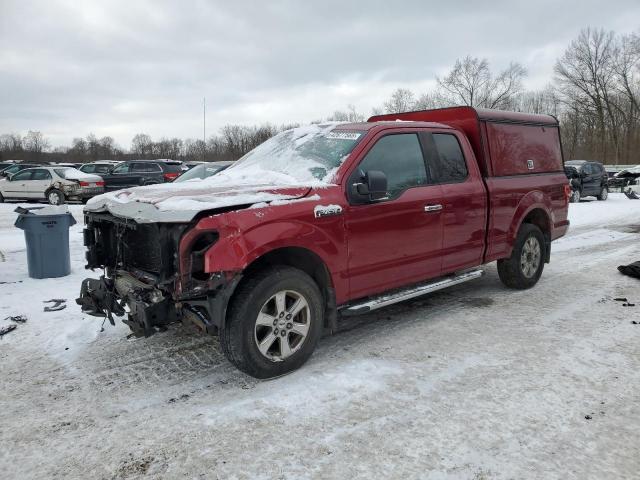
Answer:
[{"xmin": 1, "ymin": 0, "xmax": 639, "ymax": 149}]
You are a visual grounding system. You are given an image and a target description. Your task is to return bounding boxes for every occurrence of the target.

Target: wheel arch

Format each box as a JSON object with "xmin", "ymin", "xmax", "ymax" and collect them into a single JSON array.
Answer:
[
  {"xmin": 516, "ymin": 207, "xmax": 552, "ymax": 263},
  {"xmin": 225, "ymin": 246, "xmax": 338, "ymax": 332}
]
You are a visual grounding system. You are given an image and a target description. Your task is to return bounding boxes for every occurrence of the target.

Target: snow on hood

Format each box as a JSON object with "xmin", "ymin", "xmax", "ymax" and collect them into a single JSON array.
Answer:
[
  {"xmin": 85, "ymin": 167, "xmax": 317, "ymax": 223},
  {"xmin": 85, "ymin": 123, "xmax": 358, "ymax": 223}
]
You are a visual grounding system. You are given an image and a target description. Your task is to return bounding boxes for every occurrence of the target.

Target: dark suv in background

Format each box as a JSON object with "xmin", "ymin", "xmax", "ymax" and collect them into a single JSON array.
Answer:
[
  {"xmin": 99, "ymin": 160, "xmax": 183, "ymax": 190},
  {"xmin": 564, "ymin": 160, "xmax": 608, "ymax": 202}
]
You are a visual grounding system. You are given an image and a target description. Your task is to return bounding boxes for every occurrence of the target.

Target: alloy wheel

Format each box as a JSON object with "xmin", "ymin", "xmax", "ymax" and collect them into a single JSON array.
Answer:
[
  {"xmin": 520, "ymin": 236, "xmax": 541, "ymax": 279},
  {"xmin": 254, "ymin": 290, "xmax": 311, "ymax": 362}
]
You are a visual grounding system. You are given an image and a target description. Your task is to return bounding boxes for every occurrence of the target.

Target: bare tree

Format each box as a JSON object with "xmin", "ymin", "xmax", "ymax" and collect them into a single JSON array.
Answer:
[
  {"xmin": 23, "ymin": 131, "xmax": 50, "ymax": 161},
  {"xmin": 327, "ymin": 104, "xmax": 365, "ymax": 122},
  {"xmin": 383, "ymin": 88, "xmax": 416, "ymax": 113},
  {"xmin": 437, "ymin": 56, "xmax": 527, "ymax": 109},
  {"xmin": 131, "ymin": 133, "xmax": 153, "ymax": 158}
]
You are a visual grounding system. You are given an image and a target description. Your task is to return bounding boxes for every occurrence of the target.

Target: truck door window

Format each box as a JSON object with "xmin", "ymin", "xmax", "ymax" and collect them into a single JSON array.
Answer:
[
  {"xmin": 430, "ymin": 134, "xmax": 468, "ymax": 183},
  {"xmin": 352, "ymin": 133, "xmax": 427, "ymax": 198}
]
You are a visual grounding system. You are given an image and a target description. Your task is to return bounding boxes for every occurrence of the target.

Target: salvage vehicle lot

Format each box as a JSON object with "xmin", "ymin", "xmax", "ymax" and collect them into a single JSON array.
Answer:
[{"xmin": 0, "ymin": 195, "xmax": 639, "ymax": 479}]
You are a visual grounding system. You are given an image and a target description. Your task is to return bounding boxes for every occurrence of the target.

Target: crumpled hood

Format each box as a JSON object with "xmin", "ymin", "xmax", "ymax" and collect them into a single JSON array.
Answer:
[{"xmin": 84, "ymin": 180, "xmax": 312, "ymax": 223}]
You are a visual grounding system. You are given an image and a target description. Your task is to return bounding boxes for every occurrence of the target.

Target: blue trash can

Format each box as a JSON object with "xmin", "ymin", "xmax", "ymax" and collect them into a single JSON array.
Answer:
[{"xmin": 14, "ymin": 206, "xmax": 77, "ymax": 279}]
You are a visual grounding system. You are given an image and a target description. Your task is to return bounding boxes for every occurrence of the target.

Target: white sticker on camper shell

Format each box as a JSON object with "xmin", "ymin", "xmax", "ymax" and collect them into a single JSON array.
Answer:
[
  {"xmin": 527, "ymin": 159, "xmax": 535, "ymax": 170},
  {"xmin": 325, "ymin": 131, "xmax": 362, "ymax": 141},
  {"xmin": 314, "ymin": 204, "xmax": 343, "ymax": 218}
]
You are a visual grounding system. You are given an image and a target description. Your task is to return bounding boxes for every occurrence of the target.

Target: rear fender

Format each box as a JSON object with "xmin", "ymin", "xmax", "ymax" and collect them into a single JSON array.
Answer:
[{"xmin": 505, "ymin": 190, "xmax": 552, "ymax": 259}]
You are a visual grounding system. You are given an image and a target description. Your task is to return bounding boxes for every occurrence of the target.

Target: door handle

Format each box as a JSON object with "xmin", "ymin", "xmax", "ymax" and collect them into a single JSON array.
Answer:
[{"xmin": 424, "ymin": 204, "xmax": 443, "ymax": 212}]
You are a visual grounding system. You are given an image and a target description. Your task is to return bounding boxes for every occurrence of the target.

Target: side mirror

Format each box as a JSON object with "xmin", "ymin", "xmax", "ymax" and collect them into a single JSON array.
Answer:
[{"xmin": 352, "ymin": 170, "xmax": 388, "ymax": 202}]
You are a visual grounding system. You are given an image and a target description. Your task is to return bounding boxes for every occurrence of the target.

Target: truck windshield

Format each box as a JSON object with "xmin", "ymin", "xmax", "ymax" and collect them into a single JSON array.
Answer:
[{"xmin": 229, "ymin": 124, "xmax": 365, "ymax": 183}]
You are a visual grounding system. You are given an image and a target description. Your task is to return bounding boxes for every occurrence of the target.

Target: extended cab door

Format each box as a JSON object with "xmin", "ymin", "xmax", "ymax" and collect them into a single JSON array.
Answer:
[
  {"xmin": 344, "ymin": 131, "xmax": 444, "ymax": 300},
  {"xmin": 422, "ymin": 132, "xmax": 487, "ymax": 273}
]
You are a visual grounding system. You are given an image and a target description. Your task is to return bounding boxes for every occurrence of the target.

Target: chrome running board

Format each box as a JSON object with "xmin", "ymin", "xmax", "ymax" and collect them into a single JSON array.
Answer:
[{"xmin": 339, "ymin": 269, "xmax": 484, "ymax": 316}]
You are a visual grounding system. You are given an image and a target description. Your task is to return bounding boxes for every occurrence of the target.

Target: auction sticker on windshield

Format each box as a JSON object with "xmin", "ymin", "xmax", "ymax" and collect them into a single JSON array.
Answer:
[{"xmin": 325, "ymin": 131, "xmax": 362, "ymax": 140}]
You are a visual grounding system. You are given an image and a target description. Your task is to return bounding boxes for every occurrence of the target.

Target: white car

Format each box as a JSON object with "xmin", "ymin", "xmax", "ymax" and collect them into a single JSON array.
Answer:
[{"xmin": 0, "ymin": 166, "xmax": 105, "ymax": 205}]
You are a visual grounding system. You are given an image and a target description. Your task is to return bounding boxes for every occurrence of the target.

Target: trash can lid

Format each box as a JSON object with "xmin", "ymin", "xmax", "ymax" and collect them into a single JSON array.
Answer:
[
  {"xmin": 14, "ymin": 205, "xmax": 70, "ymax": 216},
  {"xmin": 14, "ymin": 205, "xmax": 77, "ymax": 229}
]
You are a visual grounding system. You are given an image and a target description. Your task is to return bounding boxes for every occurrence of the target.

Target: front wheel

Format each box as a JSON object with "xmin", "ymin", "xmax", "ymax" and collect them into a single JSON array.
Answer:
[
  {"xmin": 497, "ymin": 224, "xmax": 545, "ymax": 290},
  {"xmin": 220, "ymin": 266, "xmax": 324, "ymax": 378},
  {"xmin": 47, "ymin": 189, "xmax": 65, "ymax": 205},
  {"xmin": 597, "ymin": 186, "xmax": 608, "ymax": 201}
]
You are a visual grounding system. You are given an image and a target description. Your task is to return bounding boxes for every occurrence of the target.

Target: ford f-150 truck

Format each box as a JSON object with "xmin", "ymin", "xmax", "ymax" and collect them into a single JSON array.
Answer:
[{"xmin": 77, "ymin": 107, "xmax": 570, "ymax": 378}]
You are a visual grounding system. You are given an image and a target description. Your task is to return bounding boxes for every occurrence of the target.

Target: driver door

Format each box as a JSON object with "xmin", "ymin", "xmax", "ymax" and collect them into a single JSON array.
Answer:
[{"xmin": 344, "ymin": 131, "xmax": 444, "ymax": 300}]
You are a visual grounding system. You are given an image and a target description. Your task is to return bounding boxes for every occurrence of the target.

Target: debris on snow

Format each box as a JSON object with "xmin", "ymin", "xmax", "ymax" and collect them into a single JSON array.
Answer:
[
  {"xmin": 4, "ymin": 315, "xmax": 27, "ymax": 323},
  {"xmin": 618, "ymin": 261, "xmax": 640, "ymax": 279},
  {"xmin": 44, "ymin": 299, "xmax": 67, "ymax": 312},
  {"xmin": 0, "ymin": 324, "xmax": 17, "ymax": 337}
]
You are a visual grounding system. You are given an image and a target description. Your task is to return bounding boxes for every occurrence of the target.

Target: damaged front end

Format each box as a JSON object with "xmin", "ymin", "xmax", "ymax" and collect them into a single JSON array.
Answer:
[{"xmin": 76, "ymin": 211, "xmax": 224, "ymax": 337}]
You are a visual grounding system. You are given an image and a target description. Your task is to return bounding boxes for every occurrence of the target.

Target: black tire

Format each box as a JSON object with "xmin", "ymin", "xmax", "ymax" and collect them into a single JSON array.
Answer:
[
  {"xmin": 46, "ymin": 189, "xmax": 65, "ymax": 205},
  {"xmin": 597, "ymin": 186, "xmax": 608, "ymax": 201},
  {"xmin": 570, "ymin": 189, "xmax": 581, "ymax": 203},
  {"xmin": 221, "ymin": 266, "xmax": 324, "ymax": 379},
  {"xmin": 497, "ymin": 224, "xmax": 545, "ymax": 290}
]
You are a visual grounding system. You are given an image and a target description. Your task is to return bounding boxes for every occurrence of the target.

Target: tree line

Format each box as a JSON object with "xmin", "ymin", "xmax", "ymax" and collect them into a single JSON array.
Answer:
[{"xmin": 1, "ymin": 28, "xmax": 638, "ymax": 165}]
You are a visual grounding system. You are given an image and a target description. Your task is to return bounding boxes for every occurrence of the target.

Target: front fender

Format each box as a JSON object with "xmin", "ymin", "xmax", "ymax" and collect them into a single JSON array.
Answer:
[{"xmin": 205, "ymin": 219, "xmax": 343, "ymax": 273}]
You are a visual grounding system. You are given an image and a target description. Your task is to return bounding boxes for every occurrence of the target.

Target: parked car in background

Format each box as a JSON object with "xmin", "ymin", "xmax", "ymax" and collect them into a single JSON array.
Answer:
[
  {"xmin": 608, "ymin": 165, "xmax": 640, "ymax": 191},
  {"xmin": 0, "ymin": 161, "xmax": 18, "ymax": 171},
  {"xmin": 78, "ymin": 161, "xmax": 121, "ymax": 175},
  {"xmin": 0, "ymin": 163, "xmax": 39, "ymax": 178},
  {"xmin": 50, "ymin": 162, "xmax": 80, "ymax": 168},
  {"xmin": 99, "ymin": 159, "xmax": 183, "ymax": 191},
  {"xmin": 564, "ymin": 160, "xmax": 608, "ymax": 202},
  {"xmin": 0, "ymin": 167, "xmax": 104, "ymax": 205},
  {"xmin": 174, "ymin": 161, "xmax": 234, "ymax": 183}
]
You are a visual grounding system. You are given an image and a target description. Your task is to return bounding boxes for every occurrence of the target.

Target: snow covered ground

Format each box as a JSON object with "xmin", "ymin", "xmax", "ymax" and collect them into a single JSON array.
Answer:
[{"xmin": 0, "ymin": 194, "xmax": 639, "ymax": 479}]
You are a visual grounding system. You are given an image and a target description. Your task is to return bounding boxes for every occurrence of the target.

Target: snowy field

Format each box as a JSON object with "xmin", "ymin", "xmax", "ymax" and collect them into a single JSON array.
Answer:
[{"xmin": 0, "ymin": 194, "xmax": 639, "ymax": 479}]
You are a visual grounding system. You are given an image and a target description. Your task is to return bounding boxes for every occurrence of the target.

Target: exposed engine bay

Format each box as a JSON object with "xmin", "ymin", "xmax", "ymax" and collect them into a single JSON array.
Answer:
[{"xmin": 76, "ymin": 212, "xmax": 237, "ymax": 337}]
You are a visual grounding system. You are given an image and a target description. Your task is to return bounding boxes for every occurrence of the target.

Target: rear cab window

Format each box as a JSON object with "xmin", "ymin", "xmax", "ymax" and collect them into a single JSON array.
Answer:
[{"xmin": 428, "ymin": 133, "xmax": 468, "ymax": 184}]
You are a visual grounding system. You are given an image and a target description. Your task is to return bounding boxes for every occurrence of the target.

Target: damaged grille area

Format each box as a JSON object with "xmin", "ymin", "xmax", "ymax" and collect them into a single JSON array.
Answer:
[
  {"xmin": 122, "ymin": 224, "xmax": 163, "ymax": 274},
  {"xmin": 84, "ymin": 212, "xmax": 190, "ymax": 283}
]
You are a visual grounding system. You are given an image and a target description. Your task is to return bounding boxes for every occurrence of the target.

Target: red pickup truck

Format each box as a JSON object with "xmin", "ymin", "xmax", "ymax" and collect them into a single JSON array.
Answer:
[{"xmin": 77, "ymin": 107, "xmax": 570, "ymax": 378}]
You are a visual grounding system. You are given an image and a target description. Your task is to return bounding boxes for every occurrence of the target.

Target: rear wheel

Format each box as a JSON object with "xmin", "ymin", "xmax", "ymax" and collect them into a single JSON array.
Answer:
[
  {"xmin": 497, "ymin": 224, "xmax": 545, "ymax": 290},
  {"xmin": 221, "ymin": 266, "xmax": 324, "ymax": 378},
  {"xmin": 597, "ymin": 186, "xmax": 608, "ymax": 201},
  {"xmin": 47, "ymin": 189, "xmax": 65, "ymax": 205}
]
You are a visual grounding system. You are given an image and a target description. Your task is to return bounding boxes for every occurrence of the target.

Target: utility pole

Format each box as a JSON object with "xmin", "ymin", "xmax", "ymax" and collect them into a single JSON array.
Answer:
[{"xmin": 203, "ymin": 97, "xmax": 206, "ymax": 162}]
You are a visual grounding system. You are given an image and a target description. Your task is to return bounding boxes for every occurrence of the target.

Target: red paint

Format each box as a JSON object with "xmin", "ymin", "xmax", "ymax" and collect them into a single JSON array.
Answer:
[{"xmin": 179, "ymin": 107, "xmax": 569, "ymax": 305}]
